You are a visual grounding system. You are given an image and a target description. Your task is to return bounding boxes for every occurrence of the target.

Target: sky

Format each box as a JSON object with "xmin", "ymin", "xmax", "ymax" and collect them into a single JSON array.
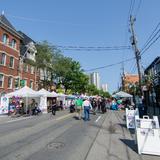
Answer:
[{"xmin": 1, "ymin": 0, "xmax": 160, "ymax": 93}]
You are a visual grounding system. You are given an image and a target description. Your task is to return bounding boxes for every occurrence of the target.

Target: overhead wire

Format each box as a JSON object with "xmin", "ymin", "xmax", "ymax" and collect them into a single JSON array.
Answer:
[
  {"xmin": 57, "ymin": 45, "xmax": 131, "ymax": 51},
  {"xmin": 140, "ymin": 22, "xmax": 160, "ymax": 54},
  {"xmin": 84, "ymin": 57, "xmax": 135, "ymax": 72},
  {"xmin": 140, "ymin": 33, "xmax": 160, "ymax": 55},
  {"xmin": 6, "ymin": 14, "xmax": 95, "ymax": 26},
  {"xmin": 135, "ymin": 0, "xmax": 142, "ymax": 18}
]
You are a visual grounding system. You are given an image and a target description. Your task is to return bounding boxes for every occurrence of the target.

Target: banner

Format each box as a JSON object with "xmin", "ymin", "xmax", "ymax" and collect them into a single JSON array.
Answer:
[{"xmin": 0, "ymin": 96, "xmax": 9, "ymax": 114}]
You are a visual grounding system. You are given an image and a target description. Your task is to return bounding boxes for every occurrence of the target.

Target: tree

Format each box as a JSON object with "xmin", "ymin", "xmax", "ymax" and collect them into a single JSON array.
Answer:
[{"xmin": 36, "ymin": 41, "xmax": 53, "ymax": 88}]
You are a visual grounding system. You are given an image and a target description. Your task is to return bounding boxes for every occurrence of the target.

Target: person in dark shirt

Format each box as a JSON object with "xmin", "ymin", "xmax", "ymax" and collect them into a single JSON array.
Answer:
[{"xmin": 51, "ymin": 99, "xmax": 57, "ymax": 115}]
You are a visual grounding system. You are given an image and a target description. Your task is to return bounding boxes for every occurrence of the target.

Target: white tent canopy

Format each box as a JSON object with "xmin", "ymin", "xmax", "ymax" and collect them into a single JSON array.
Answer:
[
  {"xmin": 6, "ymin": 86, "xmax": 40, "ymax": 114},
  {"xmin": 112, "ymin": 91, "xmax": 133, "ymax": 98},
  {"xmin": 57, "ymin": 93, "xmax": 66, "ymax": 97},
  {"xmin": 51, "ymin": 91, "xmax": 58, "ymax": 97},
  {"xmin": 6, "ymin": 86, "xmax": 40, "ymax": 98},
  {"xmin": 38, "ymin": 89, "xmax": 57, "ymax": 97}
]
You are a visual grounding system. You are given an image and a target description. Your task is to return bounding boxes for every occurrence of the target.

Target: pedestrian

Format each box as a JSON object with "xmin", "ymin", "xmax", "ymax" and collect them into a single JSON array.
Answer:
[
  {"xmin": 30, "ymin": 99, "xmax": 36, "ymax": 115},
  {"xmin": 101, "ymin": 98, "xmax": 106, "ymax": 113},
  {"xmin": 70, "ymin": 99, "xmax": 75, "ymax": 113},
  {"xmin": 51, "ymin": 99, "xmax": 57, "ymax": 115},
  {"xmin": 82, "ymin": 98, "xmax": 92, "ymax": 121},
  {"xmin": 75, "ymin": 97, "xmax": 83, "ymax": 120},
  {"xmin": 91, "ymin": 98, "xmax": 97, "ymax": 115}
]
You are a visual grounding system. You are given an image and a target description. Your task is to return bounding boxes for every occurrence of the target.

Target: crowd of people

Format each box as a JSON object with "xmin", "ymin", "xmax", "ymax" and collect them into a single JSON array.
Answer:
[
  {"xmin": 68, "ymin": 97, "xmax": 108, "ymax": 121},
  {"xmin": 8, "ymin": 95, "xmax": 134, "ymax": 121}
]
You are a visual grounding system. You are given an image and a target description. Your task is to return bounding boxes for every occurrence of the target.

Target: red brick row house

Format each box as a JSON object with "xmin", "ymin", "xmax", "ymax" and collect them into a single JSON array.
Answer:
[{"xmin": 0, "ymin": 14, "xmax": 40, "ymax": 95}]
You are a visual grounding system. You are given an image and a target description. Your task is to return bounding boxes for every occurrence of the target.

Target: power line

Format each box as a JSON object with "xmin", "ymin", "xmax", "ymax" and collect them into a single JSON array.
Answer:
[
  {"xmin": 84, "ymin": 57, "xmax": 135, "ymax": 72},
  {"xmin": 141, "ymin": 33, "xmax": 160, "ymax": 55},
  {"xmin": 57, "ymin": 45, "xmax": 131, "ymax": 51},
  {"xmin": 130, "ymin": 0, "xmax": 136, "ymax": 16},
  {"xmin": 6, "ymin": 14, "xmax": 100, "ymax": 27},
  {"xmin": 141, "ymin": 22, "xmax": 160, "ymax": 53},
  {"xmin": 135, "ymin": 0, "xmax": 142, "ymax": 18}
]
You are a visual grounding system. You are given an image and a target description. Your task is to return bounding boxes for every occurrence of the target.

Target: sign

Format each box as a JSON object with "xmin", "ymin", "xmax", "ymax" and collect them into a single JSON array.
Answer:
[
  {"xmin": 135, "ymin": 115, "xmax": 160, "ymax": 155},
  {"xmin": 126, "ymin": 108, "xmax": 139, "ymax": 129},
  {"xmin": 135, "ymin": 116, "xmax": 159, "ymax": 129},
  {"xmin": 0, "ymin": 96, "xmax": 9, "ymax": 114},
  {"xmin": 136, "ymin": 128, "xmax": 160, "ymax": 155}
]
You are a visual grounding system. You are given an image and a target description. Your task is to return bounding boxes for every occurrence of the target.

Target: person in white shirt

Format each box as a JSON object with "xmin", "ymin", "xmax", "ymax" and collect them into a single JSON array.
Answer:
[{"xmin": 82, "ymin": 98, "xmax": 92, "ymax": 121}]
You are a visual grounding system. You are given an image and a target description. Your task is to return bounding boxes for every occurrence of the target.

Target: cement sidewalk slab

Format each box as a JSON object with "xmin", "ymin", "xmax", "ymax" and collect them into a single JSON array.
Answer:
[{"xmin": 86, "ymin": 110, "xmax": 160, "ymax": 160}]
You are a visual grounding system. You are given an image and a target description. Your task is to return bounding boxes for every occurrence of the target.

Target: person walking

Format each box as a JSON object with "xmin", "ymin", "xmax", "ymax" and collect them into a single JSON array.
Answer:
[
  {"xmin": 75, "ymin": 97, "xmax": 83, "ymax": 120},
  {"xmin": 101, "ymin": 98, "xmax": 106, "ymax": 114},
  {"xmin": 91, "ymin": 98, "xmax": 97, "ymax": 115},
  {"xmin": 51, "ymin": 99, "xmax": 57, "ymax": 115},
  {"xmin": 82, "ymin": 98, "xmax": 92, "ymax": 121}
]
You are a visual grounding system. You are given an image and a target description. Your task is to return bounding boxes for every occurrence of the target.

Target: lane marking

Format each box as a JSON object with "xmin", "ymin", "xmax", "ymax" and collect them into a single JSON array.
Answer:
[
  {"xmin": 6, "ymin": 116, "xmax": 32, "ymax": 123},
  {"xmin": 95, "ymin": 116, "xmax": 101, "ymax": 123}
]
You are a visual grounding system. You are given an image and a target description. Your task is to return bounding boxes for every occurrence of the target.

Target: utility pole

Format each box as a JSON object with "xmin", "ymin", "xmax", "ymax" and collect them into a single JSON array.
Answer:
[
  {"xmin": 130, "ymin": 15, "xmax": 142, "ymax": 95},
  {"xmin": 121, "ymin": 62, "xmax": 125, "ymax": 91}
]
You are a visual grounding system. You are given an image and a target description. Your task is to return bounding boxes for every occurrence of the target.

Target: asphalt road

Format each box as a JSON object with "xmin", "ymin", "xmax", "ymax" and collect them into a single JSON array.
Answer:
[{"xmin": 0, "ymin": 110, "xmax": 106, "ymax": 160}]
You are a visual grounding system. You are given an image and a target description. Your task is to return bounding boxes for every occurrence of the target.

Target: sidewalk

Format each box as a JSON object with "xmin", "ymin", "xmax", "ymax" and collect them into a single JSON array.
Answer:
[{"xmin": 86, "ymin": 110, "xmax": 160, "ymax": 160}]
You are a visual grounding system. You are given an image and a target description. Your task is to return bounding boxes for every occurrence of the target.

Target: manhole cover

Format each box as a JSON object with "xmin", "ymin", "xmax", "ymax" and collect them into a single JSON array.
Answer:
[{"xmin": 47, "ymin": 142, "xmax": 65, "ymax": 150}]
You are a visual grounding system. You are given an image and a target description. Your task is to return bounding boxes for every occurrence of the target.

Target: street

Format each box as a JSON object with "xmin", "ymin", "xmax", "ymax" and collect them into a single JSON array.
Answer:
[
  {"xmin": 0, "ymin": 110, "xmax": 159, "ymax": 160},
  {"xmin": 0, "ymin": 110, "xmax": 105, "ymax": 160}
]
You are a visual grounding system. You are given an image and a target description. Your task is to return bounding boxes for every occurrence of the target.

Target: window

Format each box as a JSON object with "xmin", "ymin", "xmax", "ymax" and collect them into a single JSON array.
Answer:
[
  {"xmin": 31, "ymin": 66, "xmax": 34, "ymax": 74},
  {"xmin": 9, "ymin": 57, "xmax": 14, "ymax": 68},
  {"xmin": 2, "ymin": 34, "xmax": 9, "ymax": 44},
  {"xmin": 0, "ymin": 74, "xmax": 4, "ymax": 88},
  {"xmin": 8, "ymin": 77, "xmax": 13, "ymax": 89},
  {"xmin": 23, "ymin": 64, "xmax": 28, "ymax": 72},
  {"xmin": 0, "ymin": 53, "xmax": 6, "ymax": 65},
  {"xmin": 11, "ymin": 39, "xmax": 17, "ymax": 49},
  {"xmin": 30, "ymin": 80, "xmax": 33, "ymax": 89},
  {"xmin": 14, "ymin": 78, "xmax": 19, "ymax": 88}
]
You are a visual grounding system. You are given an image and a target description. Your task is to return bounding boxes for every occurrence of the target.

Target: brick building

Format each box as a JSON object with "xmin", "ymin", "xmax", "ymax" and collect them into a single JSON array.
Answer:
[
  {"xmin": 18, "ymin": 31, "xmax": 40, "ymax": 90},
  {"xmin": 0, "ymin": 14, "xmax": 39, "ymax": 95},
  {"xmin": 121, "ymin": 73, "xmax": 139, "ymax": 93}
]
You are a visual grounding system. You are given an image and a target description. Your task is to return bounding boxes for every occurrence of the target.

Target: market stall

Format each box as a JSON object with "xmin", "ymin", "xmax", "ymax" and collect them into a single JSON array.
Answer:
[
  {"xmin": 38, "ymin": 89, "xmax": 57, "ymax": 113},
  {"xmin": 6, "ymin": 86, "xmax": 40, "ymax": 114}
]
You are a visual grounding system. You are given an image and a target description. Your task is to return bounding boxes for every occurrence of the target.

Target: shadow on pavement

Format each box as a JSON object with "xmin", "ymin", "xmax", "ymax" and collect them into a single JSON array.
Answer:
[
  {"xmin": 117, "ymin": 123, "xmax": 127, "ymax": 129},
  {"xmin": 120, "ymin": 139, "xmax": 137, "ymax": 153}
]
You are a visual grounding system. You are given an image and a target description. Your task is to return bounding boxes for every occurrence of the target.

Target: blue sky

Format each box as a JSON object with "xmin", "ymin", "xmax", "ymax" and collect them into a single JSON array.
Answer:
[{"xmin": 1, "ymin": 0, "xmax": 160, "ymax": 93}]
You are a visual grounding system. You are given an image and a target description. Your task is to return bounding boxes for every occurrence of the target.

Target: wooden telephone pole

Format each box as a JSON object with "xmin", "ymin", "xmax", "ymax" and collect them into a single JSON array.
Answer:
[{"xmin": 130, "ymin": 15, "xmax": 142, "ymax": 95}]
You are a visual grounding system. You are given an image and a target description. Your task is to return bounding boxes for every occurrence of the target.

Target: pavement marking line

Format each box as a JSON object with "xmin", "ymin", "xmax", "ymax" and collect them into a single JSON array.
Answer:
[
  {"xmin": 95, "ymin": 116, "xmax": 101, "ymax": 123},
  {"xmin": 6, "ymin": 116, "xmax": 32, "ymax": 123},
  {"xmin": 55, "ymin": 113, "xmax": 75, "ymax": 121}
]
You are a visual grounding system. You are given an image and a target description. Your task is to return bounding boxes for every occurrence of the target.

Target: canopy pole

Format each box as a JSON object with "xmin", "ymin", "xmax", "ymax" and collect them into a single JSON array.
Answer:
[{"xmin": 26, "ymin": 96, "xmax": 28, "ymax": 114}]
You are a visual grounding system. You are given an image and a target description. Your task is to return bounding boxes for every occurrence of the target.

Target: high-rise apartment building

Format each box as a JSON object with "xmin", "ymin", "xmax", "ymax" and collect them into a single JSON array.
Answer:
[
  {"xmin": 89, "ymin": 72, "xmax": 100, "ymax": 89},
  {"xmin": 101, "ymin": 83, "xmax": 108, "ymax": 92}
]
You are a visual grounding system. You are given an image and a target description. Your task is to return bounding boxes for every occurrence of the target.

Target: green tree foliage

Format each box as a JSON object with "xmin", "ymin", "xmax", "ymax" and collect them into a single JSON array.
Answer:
[{"xmin": 35, "ymin": 41, "xmax": 110, "ymax": 97}]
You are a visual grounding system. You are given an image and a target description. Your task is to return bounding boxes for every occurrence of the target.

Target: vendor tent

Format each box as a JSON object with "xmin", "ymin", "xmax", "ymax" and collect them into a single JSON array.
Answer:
[
  {"xmin": 6, "ymin": 86, "xmax": 39, "ymax": 98},
  {"xmin": 57, "ymin": 93, "xmax": 66, "ymax": 97},
  {"xmin": 51, "ymin": 91, "xmax": 58, "ymax": 97},
  {"xmin": 113, "ymin": 91, "xmax": 133, "ymax": 98},
  {"xmin": 38, "ymin": 89, "xmax": 57, "ymax": 113},
  {"xmin": 38, "ymin": 89, "xmax": 57, "ymax": 97},
  {"xmin": 6, "ymin": 86, "xmax": 40, "ymax": 113}
]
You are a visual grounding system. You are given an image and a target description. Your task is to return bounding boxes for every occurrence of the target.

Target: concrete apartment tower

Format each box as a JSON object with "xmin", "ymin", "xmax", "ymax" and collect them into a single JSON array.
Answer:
[{"xmin": 90, "ymin": 72, "xmax": 100, "ymax": 89}]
